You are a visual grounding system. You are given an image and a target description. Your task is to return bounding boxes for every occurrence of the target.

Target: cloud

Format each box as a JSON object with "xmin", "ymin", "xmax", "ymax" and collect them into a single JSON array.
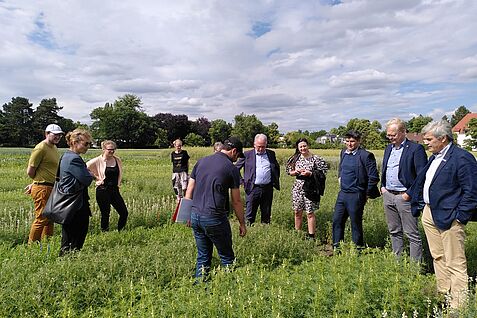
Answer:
[{"xmin": 0, "ymin": 0, "xmax": 476, "ymax": 133}]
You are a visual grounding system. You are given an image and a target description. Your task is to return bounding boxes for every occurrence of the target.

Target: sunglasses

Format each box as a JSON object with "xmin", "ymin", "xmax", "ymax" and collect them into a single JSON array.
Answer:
[{"xmin": 81, "ymin": 141, "xmax": 92, "ymax": 147}]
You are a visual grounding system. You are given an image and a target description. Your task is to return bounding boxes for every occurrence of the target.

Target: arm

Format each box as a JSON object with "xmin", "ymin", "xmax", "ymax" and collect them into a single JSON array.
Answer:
[
  {"xmin": 27, "ymin": 166, "xmax": 37, "ymax": 179},
  {"xmin": 235, "ymin": 156, "xmax": 245, "ymax": 171},
  {"xmin": 86, "ymin": 157, "xmax": 100, "ymax": 180},
  {"xmin": 455, "ymin": 153, "xmax": 477, "ymax": 223},
  {"xmin": 380, "ymin": 147, "xmax": 388, "ymax": 194},
  {"xmin": 230, "ymin": 188, "xmax": 246, "ymax": 237},
  {"xmin": 413, "ymin": 144, "xmax": 428, "ymax": 176},
  {"xmin": 403, "ymin": 145, "xmax": 428, "ymax": 200},
  {"xmin": 365, "ymin": 152, "xmax": 380, "ymax": 190},
  {"xmin": 69, "ymin": 157, "xmax": 94, "ymax": 187},
  {"xmin": 185, "ymin": 178, "xmax": 195, "ymax": 199}
]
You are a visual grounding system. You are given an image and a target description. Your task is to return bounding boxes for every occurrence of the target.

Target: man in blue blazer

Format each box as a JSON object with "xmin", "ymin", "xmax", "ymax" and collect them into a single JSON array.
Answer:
[
  {"xmin": 236, "ymin": 134, "xmax": 280, "ymax": 224},
  {"xmin": 333, "ymin": 130, "xmax": 380, "ymax": 249},
  {"xmin": 410, "ymin": 120, "xmax": 477, "ymax": 309},
  {"xmin": 381, "ymin": 118, "xmax": 427, "ymax": 261}
]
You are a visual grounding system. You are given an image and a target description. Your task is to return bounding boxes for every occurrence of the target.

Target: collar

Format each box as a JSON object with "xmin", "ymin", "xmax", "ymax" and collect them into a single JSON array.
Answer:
[
  {"xmin": 392, "ymin": 138, "xmax": 407, "ymax": 150},
  {"xmin": 434, "ymin": 143, "xmax": 451, "ymax": 158},
  {"xmin": 217, "ymin": 151, "xmax": 233, "ymax": 162},
  {"xmin": 345, "ymin": 148, "xmax": 359, "ymax": 155},
  {"xmin": 255, "ymin": 150, "xmax": 266, "ymax": 156}
]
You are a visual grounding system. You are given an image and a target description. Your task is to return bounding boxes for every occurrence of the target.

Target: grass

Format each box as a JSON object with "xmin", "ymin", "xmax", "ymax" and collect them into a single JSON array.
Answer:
[{"xmin": 1, "ymin": 147, "xmax": 476, "ymax": 317}]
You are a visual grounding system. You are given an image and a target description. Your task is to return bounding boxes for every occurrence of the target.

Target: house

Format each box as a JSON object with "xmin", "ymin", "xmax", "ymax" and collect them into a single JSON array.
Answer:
[
  {"xmin": 317, "ymin": 134, "xmax": 340, "ymax": 144},
  {"xmin": 406, "ymin": 132, "xmax": 423, "ymax": 144},
  {"xmin": 452, "ymin": 113, "xmax": 477, "ymax": 147}
]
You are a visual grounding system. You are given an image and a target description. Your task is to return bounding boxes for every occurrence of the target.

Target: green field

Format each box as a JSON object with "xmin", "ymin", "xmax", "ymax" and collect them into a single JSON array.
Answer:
[{"xmin": 1, "ymin": 147, "xmax": 476, "ymax": 317}]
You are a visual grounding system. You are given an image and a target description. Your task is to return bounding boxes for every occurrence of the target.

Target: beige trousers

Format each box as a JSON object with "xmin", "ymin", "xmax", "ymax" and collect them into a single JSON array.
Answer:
[
  {"xmin": 422, "ymin": 205, "xmax": 468, "ymax": 308},
  {"xmin": 28, "ymin": 184, "xmax": 54, "ymax": 243}
]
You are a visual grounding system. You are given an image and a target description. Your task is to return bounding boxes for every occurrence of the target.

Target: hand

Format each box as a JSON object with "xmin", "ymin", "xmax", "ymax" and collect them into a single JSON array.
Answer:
[
  {"xmin": 239, "ymin": 223, "xmax": 247, "ymax": 237},
  {"xmin": 381, "ymin": 187, "xmax": 387, "ymax": 194},
  {"xmin": 24, "ymin": 184, "xmax": 33, "ymax": 195},
  {"xmin": 401, "ymin": 193, "xmax": 411, "ymax": 201}
]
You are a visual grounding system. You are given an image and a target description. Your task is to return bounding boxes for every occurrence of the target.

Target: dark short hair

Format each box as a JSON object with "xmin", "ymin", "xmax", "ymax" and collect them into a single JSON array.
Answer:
[
  {"xmin": 223, "ymin": 136, "xmax": 244, "ymax": 158},
  {"xmin": 344, "ymin": 130, "xmax": 361, "ymax": 140}
]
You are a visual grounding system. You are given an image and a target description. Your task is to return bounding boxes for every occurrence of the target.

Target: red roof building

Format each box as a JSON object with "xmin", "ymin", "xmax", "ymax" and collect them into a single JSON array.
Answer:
[
  {"xmin": 452, "ymin": 113, "xmax": 477, "ymax": 133},
  {"xmin": 452, "ymin": 113, "xmax": 477, "ymax": 148}
]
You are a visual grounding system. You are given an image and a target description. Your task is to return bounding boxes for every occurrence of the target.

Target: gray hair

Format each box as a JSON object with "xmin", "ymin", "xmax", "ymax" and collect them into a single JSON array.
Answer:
[
  {"xmin": 254, "ymin": 133, "xmax": 268, "ymax": 143},
  {"xmin": 421, "ymin": 120, "xmax": 453, "ymax": 142},
  {"xmin": 385, "ymin": 118, "xmax": 406, "ymax": 132},
  {"xmin": 213, "ymin": 141, "xmax": 223, "ymax": 152}
]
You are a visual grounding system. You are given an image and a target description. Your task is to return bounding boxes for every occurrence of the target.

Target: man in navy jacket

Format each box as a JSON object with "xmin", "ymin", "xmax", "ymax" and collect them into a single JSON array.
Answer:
[
  {"xmin": 236, "ymin": 134, "xmax": 280, "ymax": 224},
  {"xmin": 381, "ymin": 118, "xmax": 427, "ymax": 261},
  {"xmin": 333, "ymin": 130, "xmax": 379, "ymax": 249},
  {"xmin": 410, "ymin": 120, "xmax": 477, "ymax": 309}
]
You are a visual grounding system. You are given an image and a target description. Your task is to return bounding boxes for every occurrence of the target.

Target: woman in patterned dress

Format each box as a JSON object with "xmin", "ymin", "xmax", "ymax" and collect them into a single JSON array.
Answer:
[{"xmin": 286, "ymin": 138, "xmax": 328, "ymax": 239}]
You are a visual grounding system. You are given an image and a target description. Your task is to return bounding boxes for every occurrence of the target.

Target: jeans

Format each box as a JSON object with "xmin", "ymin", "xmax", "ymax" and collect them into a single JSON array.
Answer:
[{"xmin": 191, "ymin": 212, "xmax": 235, "ymax": 278}]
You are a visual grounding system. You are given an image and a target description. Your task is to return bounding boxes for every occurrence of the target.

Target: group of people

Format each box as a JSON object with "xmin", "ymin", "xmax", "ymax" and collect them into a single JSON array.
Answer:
[
  {"xmin": 26, "ymin": 125, "xmax": 129, "ymax": 255},
  {"xmin": 25, "ymin": 117, "xmax": 477, "ymax": 310},
  {"xmin": 180, "ymin": 120, "xmax": 477, "ymax": 310}
]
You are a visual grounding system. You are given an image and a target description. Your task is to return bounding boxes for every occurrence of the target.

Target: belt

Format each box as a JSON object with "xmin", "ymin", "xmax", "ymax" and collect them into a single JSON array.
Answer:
[
  {"xmin": 32, "ymin": 181, "xmax": 54, "ymax": 187},
  {"xmin": 254, "ymin": 183, "xmax": 272, "ymax": 188},
  {"xmin": 387, "ymin": 189, "xmax": 405, "ymax": 195}
]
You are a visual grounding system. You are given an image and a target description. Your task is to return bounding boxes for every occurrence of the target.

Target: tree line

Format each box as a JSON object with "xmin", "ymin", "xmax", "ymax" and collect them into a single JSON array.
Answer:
[{"xmin": 0, "ymin": 94, "xmax": 472, "ymax": 149}]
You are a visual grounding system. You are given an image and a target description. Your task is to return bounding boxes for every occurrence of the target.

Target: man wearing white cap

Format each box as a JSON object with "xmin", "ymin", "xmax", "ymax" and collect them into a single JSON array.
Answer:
[{"xmin": 25, "ymin": 123, "xmax": 64, "ymax": 243}]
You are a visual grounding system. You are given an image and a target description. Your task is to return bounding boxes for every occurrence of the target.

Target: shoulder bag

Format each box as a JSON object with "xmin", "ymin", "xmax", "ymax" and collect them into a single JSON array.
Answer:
[{"xmin": 42, "ymin": 155, "xmax": 84, "ymax": 224}]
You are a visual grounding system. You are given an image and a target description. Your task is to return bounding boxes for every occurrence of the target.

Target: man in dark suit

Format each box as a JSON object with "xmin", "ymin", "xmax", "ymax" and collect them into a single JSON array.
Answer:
[
  {"xmin": 236, "ymin": 133, "xmax": 280, "ymax": 224},
  {"xmin": 410, "ymin": 120, "xmax": 477, "ymax": 309},
  {"xmin": 333, "ymin": 130, "xmax": 379, "ymax": 249},
  {"xmin": 381, "ymin": 118, "xmax": 427, "ymax": 261}
]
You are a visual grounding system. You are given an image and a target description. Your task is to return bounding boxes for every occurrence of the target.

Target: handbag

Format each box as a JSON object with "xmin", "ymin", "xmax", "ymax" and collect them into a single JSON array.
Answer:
[{"xmin": 42, "ymin": 156, "xmax": 84, "ymax": 225}]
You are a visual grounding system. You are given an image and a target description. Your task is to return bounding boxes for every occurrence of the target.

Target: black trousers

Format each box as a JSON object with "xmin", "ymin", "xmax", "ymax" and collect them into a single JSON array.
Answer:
[
  {"xmin": 245, "ymin": 183, "xmax": 274, "ymax": 224},
  {"xmin": 60, "ymin": 206, "xmax": 90, "ymax": 255},
  {"xmin": 96, "ymin": 185, "xmax": 129, "ymax": 231}
]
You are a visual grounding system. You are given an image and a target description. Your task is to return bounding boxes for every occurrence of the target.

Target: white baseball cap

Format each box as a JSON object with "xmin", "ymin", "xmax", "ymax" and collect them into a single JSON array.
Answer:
[{"xmin": 45, "ymin": 124, "xmax": 64, "ymax": 134}]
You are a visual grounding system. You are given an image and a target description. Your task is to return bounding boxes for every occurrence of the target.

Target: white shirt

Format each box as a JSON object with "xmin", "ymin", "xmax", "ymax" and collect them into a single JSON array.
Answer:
[{"xmin": 423, "ymin": 143, "xmax": 451, "ymax": 204}]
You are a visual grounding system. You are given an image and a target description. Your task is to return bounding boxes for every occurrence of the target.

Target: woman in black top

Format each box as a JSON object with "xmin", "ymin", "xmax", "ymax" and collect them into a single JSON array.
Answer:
[{"xmin": 87, "ymin": 140, "xmax": 128, "ymax": 231}]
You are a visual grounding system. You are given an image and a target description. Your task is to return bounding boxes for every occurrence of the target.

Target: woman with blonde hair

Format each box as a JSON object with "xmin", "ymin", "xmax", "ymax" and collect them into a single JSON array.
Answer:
[
  {"xmin": 87, "ymin": 140, "xmax": 128, "ymax": 231},
  {"xmin": 59, "ymin": 129, "xmax": 93, "ymax": 255}
]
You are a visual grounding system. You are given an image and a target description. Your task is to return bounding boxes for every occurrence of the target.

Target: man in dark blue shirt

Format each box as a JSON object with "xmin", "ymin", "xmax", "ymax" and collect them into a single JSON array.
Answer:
[
  {"xmin": 185, "ymin": 137, "xmax": 247, "ymax": 280},
  {"xmin": 333, "ymin": 130, "xmax": 379, "ymax": 249}
]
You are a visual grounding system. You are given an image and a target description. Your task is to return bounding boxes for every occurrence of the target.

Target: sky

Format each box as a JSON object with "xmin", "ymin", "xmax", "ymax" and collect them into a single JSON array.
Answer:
[{"xmin": 1, "ymin": 0, "xmax": 477, "ymax": 133}]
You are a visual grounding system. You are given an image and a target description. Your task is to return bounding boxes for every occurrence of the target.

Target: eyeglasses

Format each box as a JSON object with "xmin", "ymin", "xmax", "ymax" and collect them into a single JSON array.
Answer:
[
  {"xmin": 81, "ymin": 141, "xmax": 92, "ymax": 147},
  {"xmin": 105, "ymin": 148, "xmax": 115, "ymax": 152}
]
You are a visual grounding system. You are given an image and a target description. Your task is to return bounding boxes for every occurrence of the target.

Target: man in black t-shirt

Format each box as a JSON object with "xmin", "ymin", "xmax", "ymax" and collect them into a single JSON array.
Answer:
[
  {"xmin": 185, "ymin": 137, "xmax": 247, "ymax": 281},
  {"xmin": 171, "ymin": 139, "xmax": 190, "ymax": 200}
]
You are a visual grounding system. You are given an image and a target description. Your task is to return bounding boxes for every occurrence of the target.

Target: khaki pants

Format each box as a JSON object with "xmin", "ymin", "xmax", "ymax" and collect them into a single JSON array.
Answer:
[
  {"xmin": 422, "ymin": 205, "xmax": 468, "ymax": 308},
  {"xmin": 28, "ymin": 184, "xmax": 54, "ymax": 243}
]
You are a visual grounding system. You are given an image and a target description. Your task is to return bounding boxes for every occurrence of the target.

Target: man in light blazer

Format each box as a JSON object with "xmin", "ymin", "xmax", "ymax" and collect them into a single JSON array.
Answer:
[
  {"xmin": 410, "ymin": 120, "xmax": 477, "ymax": 309},
  {"xmin": 381, "ymin": 118, "xmax": 427, "ymax": 261},
  {"xmin": 236, "ymin": 134, "xmax": 280, "ymax": 224}
]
